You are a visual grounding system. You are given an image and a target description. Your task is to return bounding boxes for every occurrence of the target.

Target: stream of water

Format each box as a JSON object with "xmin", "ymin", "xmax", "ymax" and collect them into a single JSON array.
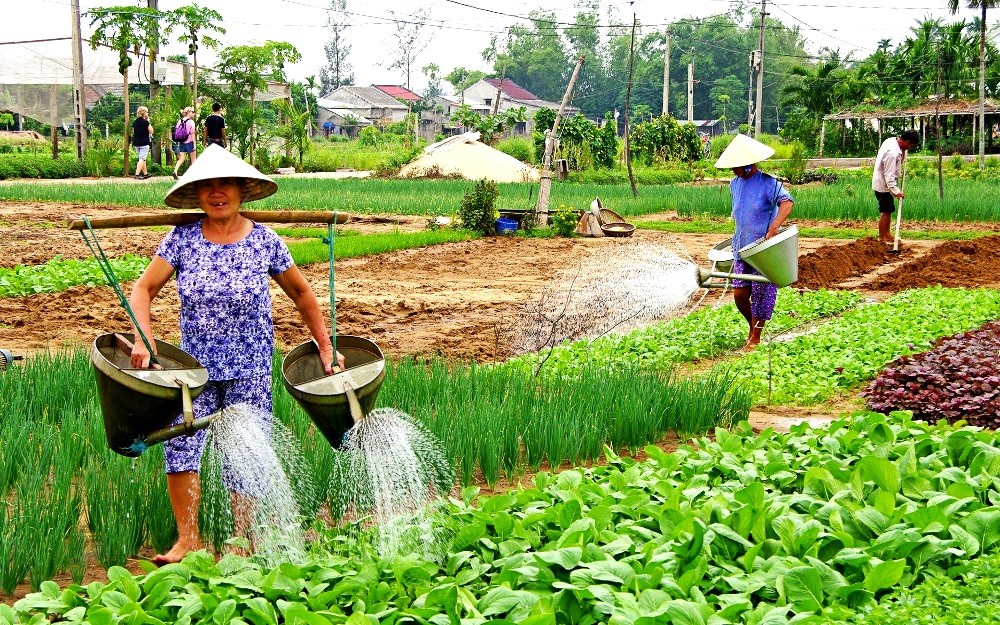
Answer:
[
  {"xmin": 513, "ymin": 239, "xmax": 700, "ymax": 353},
  {"xmin": 332, "ymin": 408, "xmax": 454, "ymax": 561},
  {"xmin": 202, "ymin": 403, "xmax": 311, "ymax": 566}
]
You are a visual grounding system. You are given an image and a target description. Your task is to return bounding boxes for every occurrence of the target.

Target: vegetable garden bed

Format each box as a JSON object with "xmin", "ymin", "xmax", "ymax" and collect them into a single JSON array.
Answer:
[{"xmin": 10, "ymin": 411, "xmax": 1000, "ymax": 624}]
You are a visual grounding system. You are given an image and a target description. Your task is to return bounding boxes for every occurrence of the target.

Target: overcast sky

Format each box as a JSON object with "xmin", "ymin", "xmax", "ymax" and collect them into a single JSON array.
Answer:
[{"xmin": 2, "ymin": 0, "xmax": 991, "ymax": 94}]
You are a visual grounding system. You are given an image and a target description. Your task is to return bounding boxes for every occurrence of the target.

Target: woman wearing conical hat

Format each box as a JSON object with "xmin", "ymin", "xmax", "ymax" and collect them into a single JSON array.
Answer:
[
  {"xmin": 128, "ymin": 144, "xmax": 345, "ymax": 564},
  {"xmin": 715, "ymin": 134, "xmax": 795, "ymax": 351}
]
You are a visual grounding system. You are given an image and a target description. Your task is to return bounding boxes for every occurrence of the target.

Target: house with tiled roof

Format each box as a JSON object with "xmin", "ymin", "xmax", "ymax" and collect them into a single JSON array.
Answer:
[
  {"xmin": 373, "ymin": 85, "xmax": 422, "ymax": 103},
  {"xmin": 460, "ymin": 78, "xmax": 580, "ymax": 133},
  {"xmin": 319, "ymin": 85, "xmax": 409, "ymax": 124}
]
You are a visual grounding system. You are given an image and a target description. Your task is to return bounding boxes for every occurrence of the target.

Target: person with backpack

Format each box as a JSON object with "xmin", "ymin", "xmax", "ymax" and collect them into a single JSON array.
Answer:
[{"xmin": 172, "ymin": 107, "xmax": 197, "ymax": 180}]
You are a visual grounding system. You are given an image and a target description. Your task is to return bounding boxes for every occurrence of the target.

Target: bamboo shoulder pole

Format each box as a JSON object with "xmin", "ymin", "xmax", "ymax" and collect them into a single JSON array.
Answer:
[{"xmin": 68, "ymin": 211, "xmax": 352, "ymax": 230}]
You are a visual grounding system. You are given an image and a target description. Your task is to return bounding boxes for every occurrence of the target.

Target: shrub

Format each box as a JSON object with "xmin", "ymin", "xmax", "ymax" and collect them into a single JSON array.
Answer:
[
  {"xmin": 0, "ymin": 154, "xmax": 88, "ymax": 180},
  {"xmin": 358, "ymin": 126, "xmax": 381, "ymax": 147},
  {"xmin": 550, "ymin": 204, "xmax": 579, "ymax": 237},
  {"xmin": 495, "ymin": 136, "xmax": 534, "ymax": 164},
  {"xmin": 459, "ymin": 178, "xmax": 500, "ymax": 236},
  {"xmin": 779, "ymin": 141, "xmax": 807, "ymax": 183}
]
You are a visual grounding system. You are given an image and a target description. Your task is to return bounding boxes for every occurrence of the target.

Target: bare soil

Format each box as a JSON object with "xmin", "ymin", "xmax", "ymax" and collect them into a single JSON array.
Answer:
[
  {"xmin": 3, "ymin": 199, "xmax": 999, "ymax": 600},
  {"xmin": 4, "ymin": 200, "xmax": 1000, "ymax": 359}
]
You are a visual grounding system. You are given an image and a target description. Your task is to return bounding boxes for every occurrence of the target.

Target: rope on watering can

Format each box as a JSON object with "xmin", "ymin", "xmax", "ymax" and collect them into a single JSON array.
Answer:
[
  {"xmin": 79, "ymin": 216, "xmax": 160, "ymax": 366},
  {"xmin": 321, "ymin": 214, "xmax": 337, "ymax": 359}
]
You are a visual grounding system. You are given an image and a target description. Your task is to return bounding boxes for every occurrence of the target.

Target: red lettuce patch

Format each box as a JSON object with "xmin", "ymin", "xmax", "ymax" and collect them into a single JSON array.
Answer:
[{"xmin": 863, "ymin": 320, "xmax": 1000, "ymax": 427}]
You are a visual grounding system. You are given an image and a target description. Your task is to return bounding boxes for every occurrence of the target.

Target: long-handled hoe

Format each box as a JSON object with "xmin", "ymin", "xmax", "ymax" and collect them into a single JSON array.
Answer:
[{"xmin": 888, "ymin": 157, "xmax": 908, "ymax": 256}]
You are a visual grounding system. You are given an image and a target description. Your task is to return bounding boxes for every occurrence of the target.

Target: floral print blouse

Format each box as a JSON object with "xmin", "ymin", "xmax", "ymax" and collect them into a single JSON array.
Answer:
[{"xmin": 155, "ymin": 220, "xmax": 294, "ymax": 380}]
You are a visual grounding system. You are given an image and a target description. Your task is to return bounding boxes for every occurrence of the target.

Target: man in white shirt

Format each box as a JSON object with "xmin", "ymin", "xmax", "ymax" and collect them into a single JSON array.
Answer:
[{"xmin": 872, "ymin": 129, "xmax": 920, "ymax": 245}]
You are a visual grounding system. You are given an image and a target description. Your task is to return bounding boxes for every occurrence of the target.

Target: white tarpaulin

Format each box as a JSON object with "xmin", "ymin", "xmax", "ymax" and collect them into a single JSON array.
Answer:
[{"xmin": 399, "ymin": 132, "xmax": 540, "ymax": 183}]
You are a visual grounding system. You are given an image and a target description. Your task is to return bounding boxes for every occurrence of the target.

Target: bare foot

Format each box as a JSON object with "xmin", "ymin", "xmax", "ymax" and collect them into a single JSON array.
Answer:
[
  {"xmin": 152, "ymin": 541, "xmax": 198, "ymax": 566},
  {"xmin": 741, "ymin": 341, "xmax": 759, "ymax": 353}
]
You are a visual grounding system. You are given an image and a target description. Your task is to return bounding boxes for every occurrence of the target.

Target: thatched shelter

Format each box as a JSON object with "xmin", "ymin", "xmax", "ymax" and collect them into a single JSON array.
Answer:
[{"xmin": 820, "ymin": 98, "xmax": 1000, "ymax": 156}]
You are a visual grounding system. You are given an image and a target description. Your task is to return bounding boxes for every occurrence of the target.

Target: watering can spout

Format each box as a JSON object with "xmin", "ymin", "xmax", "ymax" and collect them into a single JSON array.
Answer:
[
  {"xmin": 143, "ymin": 414, "xmax": 217, "ymax": 448},
  {"xmin": 696, "ymin": 266, "xmax": 773, "ymax": 289}
]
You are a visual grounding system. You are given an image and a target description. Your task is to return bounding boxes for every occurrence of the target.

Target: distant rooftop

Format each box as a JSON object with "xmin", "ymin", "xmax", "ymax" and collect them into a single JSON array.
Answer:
[
  {"xmin": 374, "ymin": 85, "xmax": 421, "ymax": 102},
  {"xmin": 484, "ymin": 78, "xmax": 538, "ymax": 102}
]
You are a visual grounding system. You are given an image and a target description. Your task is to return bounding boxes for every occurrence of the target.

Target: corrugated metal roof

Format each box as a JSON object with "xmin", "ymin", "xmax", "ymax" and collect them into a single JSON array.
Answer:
[
  {"xmin": 374, "ymin": 85, "xmax": 421, "ymax": 102},
  {"xmin": 484, "ymin": 78, "xmax": 538, "ymax": 101}
]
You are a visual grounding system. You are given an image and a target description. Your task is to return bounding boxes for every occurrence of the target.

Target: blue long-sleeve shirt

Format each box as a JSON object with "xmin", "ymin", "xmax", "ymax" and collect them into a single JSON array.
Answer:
[{"xmin": 731, "ymin": 171, "xmax": 793, "ymax": 259}]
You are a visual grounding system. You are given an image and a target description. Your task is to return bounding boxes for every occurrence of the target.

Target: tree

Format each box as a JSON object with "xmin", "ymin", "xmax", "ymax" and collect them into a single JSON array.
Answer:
[
  {"xmin": 444, "ymin": 67, "xmax": 487, "ymax": 103},
  {"xmin": 320, "ymin": 0, "xmax": 353, "ymax": 95},
  {"xmin": 948, "ymin": 0, "xmax": 1000, "ymax": 168},
  {"xmin": 169, "ymin": 4, "xmax": 225, "ymax": 111},
  {"xmin": 216, "ymin": 42, "xmax": 302, "ymax": 166},
  {"xmin": 487, "ymin": 12, "xmax": 569, "ymax": 103},
  {"xmin": 780, "ymin": 55, "xmax": 846, "ymax": 131},
  {"xmin": 272, "ymin": 98, "xmax": 311, "ymax": 170},
  {"xmin": 385, "ymin": 9, "xmax": 436, "ymax": 92},
  {"xmin": 86, "ymin": 5, "xmax": 164, "ymax": 177},
  {"xmin": 421, "ymin": 63, "xmax": 444, "ymax": 99},
  {"xmin": 303, "ymin": 75, "xmax": 320, "ymax": 135}
]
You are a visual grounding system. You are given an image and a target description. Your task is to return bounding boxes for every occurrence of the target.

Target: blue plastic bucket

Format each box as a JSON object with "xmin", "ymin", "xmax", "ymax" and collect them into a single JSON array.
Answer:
[{"xmin": 495, "ymin": 217, "xmax": 518, "ymax": 235}]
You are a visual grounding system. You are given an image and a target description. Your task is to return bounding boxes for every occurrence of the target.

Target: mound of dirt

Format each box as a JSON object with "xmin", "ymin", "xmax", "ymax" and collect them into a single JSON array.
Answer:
[
  {"xmin": 868, "ymin": 236, "xmax": 1000, "ymax": 291},
  {"xmin": 795, "ymin": 237, "xmax": 889, "ymax": 290}
]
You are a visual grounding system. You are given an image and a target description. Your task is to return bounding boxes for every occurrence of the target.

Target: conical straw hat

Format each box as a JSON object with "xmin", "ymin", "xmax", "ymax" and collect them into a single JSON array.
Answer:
[
  {"xmin": 714, "ymin": 133, "xmax": 776, "ymax": 169},
  {"xmin": 163, "ymin": 144, "xmax": 278, "ymax": 209}
]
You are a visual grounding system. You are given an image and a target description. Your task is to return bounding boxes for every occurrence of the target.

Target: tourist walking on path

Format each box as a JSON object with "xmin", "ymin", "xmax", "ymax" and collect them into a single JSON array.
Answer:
[
  {"xmin": 172, "ymin": 107, "xmax": 197, "ymax": 180},
  {"xmin": 129, "ymin": 145, "xmax": 344, "ymax": 564},
  {"xmin": 872, "ymin": 129, "xmax": 920, "ymax": 245},
  {"xmin": 203, "ymin": 102, "xmax": 227, "ymax": 148},
  {"xmin": 132, "ymin": 106, "xmax": 153, "ymax": 180},
  {"xmin": 715, "ymin": 134, "xmax": 795, "ymax": 351}
]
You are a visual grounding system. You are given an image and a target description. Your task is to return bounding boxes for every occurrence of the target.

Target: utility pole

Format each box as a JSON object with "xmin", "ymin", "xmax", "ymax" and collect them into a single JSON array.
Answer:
[
  {"xmin": 492, "ymin": 63, "xmax": 507, "ymax": 117},
  {"xmin": 148, "ymin": 0, "xmax": 161, "ymax": 165},
  {"xmin": 535, "ymin": 55, "xmax": 585, "ymax": 226},
  {"xmin": 935, "ymin": 37, "xmax": 944, "ymax": 200},
  {"xmin": 662, "ymin": 28, "xmax": 670, "ymax": 116},
  {"xmin": 70, "ymin": 0, "xmax": 87, "ymax": 161},
  {"xmin": 687, "ymin": 48, "xmax": 694, "ymax": 123},
  {"xmin": 625, "ymin": 15, "xmax": 638, "ymax": 198},
  {"xmin": 754, "ymin": 0, "xmax": 767, "ymax": 136}
]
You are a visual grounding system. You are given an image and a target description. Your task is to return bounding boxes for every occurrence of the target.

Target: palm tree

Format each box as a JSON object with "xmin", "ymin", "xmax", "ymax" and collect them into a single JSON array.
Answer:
[
  {"xmin": 948, "ymin": 0, "xmax": 1000, "ymax": 168},
  {"xmin": 780, "ymin": 56, "xmax": 845, "ymax": 129}
]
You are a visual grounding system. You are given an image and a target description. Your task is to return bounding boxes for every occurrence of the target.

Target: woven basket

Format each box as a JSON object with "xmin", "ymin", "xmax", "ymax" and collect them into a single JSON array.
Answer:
[
  {"xmin": 598, "ymin": 208, "xmax": 625, "ymax": 225},
  {"xmin": 601, "ymin": 222, "xmax": 635, "ymax": 238}
]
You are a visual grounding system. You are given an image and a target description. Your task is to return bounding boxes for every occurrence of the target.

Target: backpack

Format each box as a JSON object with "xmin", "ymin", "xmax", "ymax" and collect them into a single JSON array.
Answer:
[{"xmin": 172, "ymin": 118, "xmax": 189, "ymax": 142}]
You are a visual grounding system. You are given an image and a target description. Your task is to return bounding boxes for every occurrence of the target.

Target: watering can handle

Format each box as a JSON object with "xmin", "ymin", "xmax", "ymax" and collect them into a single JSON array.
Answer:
[
  {"xmin": 343, "ymin": 381, "xmax": 365, "ymax": 424},
  {"xmin": 180, "ymin": 382, "xmax": 195, "ymax": 434}
]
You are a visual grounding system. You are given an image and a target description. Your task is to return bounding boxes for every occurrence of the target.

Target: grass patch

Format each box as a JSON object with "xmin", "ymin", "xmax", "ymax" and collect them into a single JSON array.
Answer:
[{"xmin": 286, "ymin": 229, "xmax": 477, "ymax": 265}]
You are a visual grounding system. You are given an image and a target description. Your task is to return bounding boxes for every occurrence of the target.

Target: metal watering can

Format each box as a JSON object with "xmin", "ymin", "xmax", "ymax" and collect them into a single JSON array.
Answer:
[
  {"xmin": 282, "ymin": 335, "xmax": 386, "ymax": 449},
  {"xmin": 697, "ymin": 225, "xmax": 800, "ymax": 288},
  {"xmin": 91, "ymin": 333, "xmax": 211, "ymax": 457},
  {"xmin": 280, "ymin": 220, "xmax": 386, "ymax": 449}
]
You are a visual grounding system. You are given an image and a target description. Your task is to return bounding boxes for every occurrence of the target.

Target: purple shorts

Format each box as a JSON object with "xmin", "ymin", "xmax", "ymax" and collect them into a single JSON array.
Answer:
[
  {"xmin": 731, "ymin": 259, "xmax": 778, "ymax": 321},
  {"xmin": 163, "ymin": 375, "xmax": 272, "ymax": 495}
]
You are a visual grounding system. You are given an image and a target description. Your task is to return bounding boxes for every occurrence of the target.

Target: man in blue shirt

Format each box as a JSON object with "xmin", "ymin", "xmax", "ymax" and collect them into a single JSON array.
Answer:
[{"xmin": 715, "ymin": 134, "xmax": 794, "ymax": 351}]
